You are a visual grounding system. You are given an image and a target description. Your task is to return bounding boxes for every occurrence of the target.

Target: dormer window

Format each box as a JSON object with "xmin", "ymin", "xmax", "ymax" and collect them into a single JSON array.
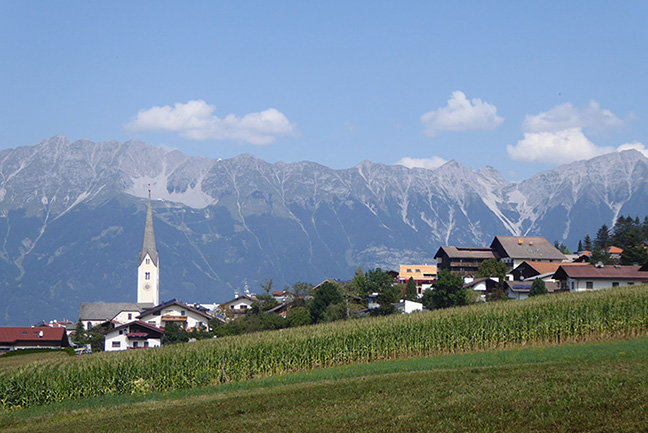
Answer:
[{"xmin": 145, "ymin": 272, "xmax": 150, "ymax": 280}]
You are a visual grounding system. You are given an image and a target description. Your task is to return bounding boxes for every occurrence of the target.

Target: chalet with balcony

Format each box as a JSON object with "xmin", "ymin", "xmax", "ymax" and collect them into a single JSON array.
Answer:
[
  {"xmin": 434, "ymin": 246, "xmax": 496, "ymax": 274},
  {"xmin": 104, "ymin": 321, "xmax": 164, "ymax": 352},
  {"xmin": 138, "ymin": 299, "xmax": 212, "ymax": 330},
  {"xmin": 490, "ymin": 236, "xmax": 566, "ymax": 271}
]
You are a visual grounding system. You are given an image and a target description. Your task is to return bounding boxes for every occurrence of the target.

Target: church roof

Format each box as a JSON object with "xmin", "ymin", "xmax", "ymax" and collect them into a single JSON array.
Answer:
[
  {"xmin": 79, "ymin": 302, "xmax": 149, "ymax": 322},
  {"xmin": 138, "ymin": 196, "xmax": 158, "ymax": 266}
]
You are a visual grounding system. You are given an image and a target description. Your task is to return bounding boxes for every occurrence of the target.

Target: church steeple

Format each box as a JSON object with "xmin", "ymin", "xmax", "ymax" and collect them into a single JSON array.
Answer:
[
  {"xmin": 138, "ymin": 188, "xmax": 158, "ymax": 266},
  {"xmin": 137, "ymin": 186, "xmax": 159, "ymax": 306}
]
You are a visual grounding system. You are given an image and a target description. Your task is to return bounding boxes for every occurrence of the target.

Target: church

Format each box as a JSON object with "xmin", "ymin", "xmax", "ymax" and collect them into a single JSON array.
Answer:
[
  {"xmin": 78, "ymin": 192, "xmax": 213, "ymax": 349},
  {"xmin": 79, "ymin": 192, "xmax": 159, "ymax": 330}
]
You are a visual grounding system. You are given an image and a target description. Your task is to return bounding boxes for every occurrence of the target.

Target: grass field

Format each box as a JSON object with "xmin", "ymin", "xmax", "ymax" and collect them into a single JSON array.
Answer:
[
  {"xmin": 2, "ymin": 285, "xmax": 648, "ymax": 409},
  {"xmin": 1, "ymin": 337, "xmax": 647, "ymax": 432}
]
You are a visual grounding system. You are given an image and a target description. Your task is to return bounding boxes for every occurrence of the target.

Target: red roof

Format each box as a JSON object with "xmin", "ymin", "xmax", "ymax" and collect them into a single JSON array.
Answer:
[
  {"xmin": 112, "ymin": 320, "xmax": 164, "ymax": 333},
  {"xmin": 0, "ymin": 326, "xmax": 67, "ymax": 344},
  {"xmin": 608, "ymin": 246, "xmax": 624, "ymax": 254},
  {"xmin": 553, "ymin": 265, "xmax": 648, "ymax": 280},
  {"xmin": 272, "ymin": 290, "xmax": 286, "ymax": 296}
]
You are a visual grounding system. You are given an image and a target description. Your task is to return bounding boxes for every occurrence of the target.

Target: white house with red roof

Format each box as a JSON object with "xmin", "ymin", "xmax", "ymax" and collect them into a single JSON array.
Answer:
[{"xmin": 553, "ymin": 264, "xmax": 648, "ymax": 292}]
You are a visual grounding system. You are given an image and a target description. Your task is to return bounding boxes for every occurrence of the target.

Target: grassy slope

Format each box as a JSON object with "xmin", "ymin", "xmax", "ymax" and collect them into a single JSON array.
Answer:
[{"xmin": 2, "ymin": 337, "xmax": 648, "ymax": 433}]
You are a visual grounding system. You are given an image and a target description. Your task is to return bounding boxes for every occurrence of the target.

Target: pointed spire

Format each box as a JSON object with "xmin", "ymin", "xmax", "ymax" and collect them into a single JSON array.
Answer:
[{"xmin": 139, "ymin": 186, "xmax": 158, "ymax": 266}]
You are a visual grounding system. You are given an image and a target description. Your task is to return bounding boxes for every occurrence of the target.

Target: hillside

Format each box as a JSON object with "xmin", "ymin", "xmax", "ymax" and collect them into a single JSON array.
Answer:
[{"xmin": 1, "ymin": 136, "xmax": 648, "ymax": 324}]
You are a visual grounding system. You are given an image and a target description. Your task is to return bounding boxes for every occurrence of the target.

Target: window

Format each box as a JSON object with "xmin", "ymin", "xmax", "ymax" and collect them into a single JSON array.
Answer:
[
  {"xmin": 144, "ymin": 341, "xmax": 149, "ymax": 348},
  {"xmin": 146, "ymin": 258, "xmax": 150, "ymax": 264},
  {"xmin": 415, "ymin": 269, "xmax": 421, "ymax": 273},
  {"xmin": 612, "ymin": 282, "xmax": 619, "ymax": 287},
  {"xmin": 181, "ymin": 310, "xmax": 186, "ymax": 316},
  {"xmin": 127, "ymin": 313, "xmax": 132, "ymax": 320},
  {"xmin": 586, "ymin": 281, "xmax": 593, "ymax": 289},
  {"xmin": 112, "ymin": 341, "xmax": 120, "ymax": 348},
  {"xmin": 119, "ymin": 330, "xmax": 123, "ymax": 335},
  {"xmin": 148, "ymin": 321, "xmax": 156, "ymax": 325},
  {"xmin": 133, "ymin": 341, "xmax": 139, "ymax": 348},
  {"xmin": 628, "ymin": 282, "xmax": 635, "ymax": 285},
  {"xmin": 406, "ymin": 269, "xmax": 412, "ymax": 272},
  {"xmin": 145, "ymin": 272, "xmax": 150, "ymax": 280},
  {"xmin": 87, "ymin": 321, "xmax": 92, "ymax": 329}
]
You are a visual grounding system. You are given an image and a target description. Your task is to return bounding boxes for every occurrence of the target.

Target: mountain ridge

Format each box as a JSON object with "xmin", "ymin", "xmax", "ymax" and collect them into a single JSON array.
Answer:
[{"xmin": 0, "ymin": 136, "xmax": 647, "ymax": 325}]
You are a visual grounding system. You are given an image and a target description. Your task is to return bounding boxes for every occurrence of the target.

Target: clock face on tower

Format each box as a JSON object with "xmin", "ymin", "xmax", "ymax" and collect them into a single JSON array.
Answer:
[{"xmin": 144, "ymin": 283, "xmax": 151, "ymax": 290}]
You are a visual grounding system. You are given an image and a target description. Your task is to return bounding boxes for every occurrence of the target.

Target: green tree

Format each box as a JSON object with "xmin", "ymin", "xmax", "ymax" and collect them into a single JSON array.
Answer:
[
  {"xmin": 162, "ymin": 322, "xmax": 189, "ymax": 345},
  {"xmin": 291, "ymin": 281, "xmax": 313, "ymax": 297},
  {"xmin": 620, "ymin": 245, "xmax": 648, "ymax": 266},
  {"xmin": 583, "ymin": 234, "xmax": 593, "ymax": 251},
  {"xmin": 404, "ymin": 277, "xmax": 418, "ymax": 301},
  {"xmin": 475, "ymin": 259, "xmax": 506, "ymax": 281},
  {"xmin": 424, "ymin": 269, "xmax": 467, "ymax": 309},
  {"xmin": 260, "ymin": 278, "xmax": 274, "ymax": 294},
  {"xmin": 577, "ymin": 240, "xmax": 583, "ymax": 252},
  {"xmin": 72, "ymin": 321, "xmax": 87, "ymax": 346},
  {"xmin": 594, "ymin": 224, "xmax": 610, "ymax": 251},
  {"xmin": 287, "ymin": 307, "xmax": 312, "ymax": 327},
  {"xmin": 529, "ymin": 278, "xmax": 548, "ymax": 296},
  {"xmin": 86, "ymin": 324, "xmax": 106, "ymax": 352},
  {"xmin": 309, "ymin": 281, "xmax": 343, "ymax": 323},
  {"xmin": 322, "ymin": 302, "xmax": 347, "ymax": 322},
  {"xmin": 371, "ymin": 283, "xmax": 401, "ymax": 316}
]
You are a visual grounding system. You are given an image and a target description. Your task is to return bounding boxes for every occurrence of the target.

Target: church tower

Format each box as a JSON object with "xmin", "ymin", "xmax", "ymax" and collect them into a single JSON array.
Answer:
[{"xmin": 137, "ymin": 189, "xmax": 159, "ymax": 306}]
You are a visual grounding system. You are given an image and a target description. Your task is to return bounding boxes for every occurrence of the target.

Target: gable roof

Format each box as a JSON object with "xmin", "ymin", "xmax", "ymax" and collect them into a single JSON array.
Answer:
[
  {"xmin": 516, "ymin": 261, "xmax": 588, "ymax": 276},
  {"xmin": 79, "ymin": 302, "xmax": 149, "ymax": 321},
  {"xmin": 0, "ymin": 326, "xmax": 69, "ymax": 345},
  {"xmin": 399, "ymin": 265, "xmax": 437, "ymax": 280},
  {"xmin": 138, "ymin": 197, "xmax": 158, "ymax": 266},
  {"xmin": 110, "ymin": 320, "xmax": 165, "ymax": 334},
  {"xmin": 491, "ymin": 236, "xmax": 566, "ymax": 261},
  {"xmin": 553, "ymin": 265, "xmax": 648, "ymax": 280},
  {"xmin": 434, "ymin": 246, "xmax": 496, "ymax": 260},
  {"xmin": 138, "ymin": 299, "xmax": 213, "ymax": 320},
  {"xmin": 505, "ymin": 280, "xmax": 560, "ymax": 293},
  {"xmin": 463, "ymin": 277, "xmax": 499, "ymax": 289},
  {"xmin": 219, "ymin": 295, "xmax": 257, "ymax": 307}
]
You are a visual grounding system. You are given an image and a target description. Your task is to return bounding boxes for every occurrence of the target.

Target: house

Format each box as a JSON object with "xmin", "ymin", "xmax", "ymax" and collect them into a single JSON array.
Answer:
[
  {"xmin": 511, "ymin": 261, "xmax": 587, "ymax": 282},
  {"xmin": 398, "ymin": 265, "xmax": 437, "ymax": 295},
  {"xmin": 505, "ymin": 280, "xmax": 561, "ymax": 300},
  {"xmin": 395, "ymin": 300, "xmax": 423, "ymax": 314},
  {"xmin": 0, "ymin": 326, "xmax": 70, "ymax": 355},
  {"xmin": 490, "ymin": 236, "xmax": 566, "ymax": 270},
  {"xmin": 104, "ymin": 321, "xmax": 164, "ymax": 352},
  {"xmin": 271, "ymin": 290, "xmax": 293, "ymax": 303},
  {"xmin": 138, "ymin": 299, "xmax": 213, "ymax": 330},
  {"xmin": 434, "ymin": 246, "xmax": 496, "ymax": 274},
  {"xmin": 552, "ymin": 264, "xmax": 648, "ymax": 292},
  {"xmin": 34, "ymin": 320, "xmax": 76, "ymax": 337},
  {"xmin": 608, "ymin": 246, "xmax": 624, "ymax": 261},
  {"xmin": 79, "ymin": 302, "xmax": 151, "ymax": 330},
  {"xmin": 463, "ymin": 277, "xmax": 500, "ymax": 301},
  {"xmin": 218, "ymin": 295, "xmax": 257, "ymax": 319}
]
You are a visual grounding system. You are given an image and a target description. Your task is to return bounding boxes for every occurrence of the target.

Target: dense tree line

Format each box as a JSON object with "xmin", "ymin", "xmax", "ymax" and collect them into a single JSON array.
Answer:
[{"xmin": 579, "ymin": 215, "xmax": 648, "ymax": 266}]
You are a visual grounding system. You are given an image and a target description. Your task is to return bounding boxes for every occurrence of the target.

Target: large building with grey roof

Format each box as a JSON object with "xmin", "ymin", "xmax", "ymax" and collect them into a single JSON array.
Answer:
[{"xmin": 435, "ymin": 236, "xmax": 566, "ymax": 274}]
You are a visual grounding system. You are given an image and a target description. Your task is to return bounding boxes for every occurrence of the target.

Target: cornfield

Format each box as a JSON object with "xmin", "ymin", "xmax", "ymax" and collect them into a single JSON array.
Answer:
[{"xmin": 2, "ymin": 286, "xmax": 648, "ymax": 410}]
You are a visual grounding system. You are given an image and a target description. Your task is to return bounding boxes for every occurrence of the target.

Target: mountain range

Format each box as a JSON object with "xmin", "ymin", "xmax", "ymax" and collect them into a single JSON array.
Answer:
[{"xmin": 1, "ymin": 135, "xmax": 647, "ymax": 325}]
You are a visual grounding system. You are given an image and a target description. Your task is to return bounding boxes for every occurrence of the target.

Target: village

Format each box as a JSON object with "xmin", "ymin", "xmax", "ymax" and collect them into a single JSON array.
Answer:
[{"xmin": 1, "ymin": 195, "xmax": 647, "ymax": 356}]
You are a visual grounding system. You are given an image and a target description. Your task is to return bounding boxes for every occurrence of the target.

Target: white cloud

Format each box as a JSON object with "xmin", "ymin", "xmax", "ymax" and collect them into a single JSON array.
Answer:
[
  {"xmin": 507, "ymin": 128, "xmax": 614, "ymax": 163},
  {"xmin": 396, "ymin": 156, "xmax": 447, "ymax": 170},
  {"xmin": 522, "ymin": 100, "xmax": 624, "ymax": 133},
  {"xmin": 420, "ymin": 91, "xmax": 503, "ymax": 136},
  {"xmin": 617, "ymin": 141, "xmax": 648, "ymax": 157},
  {"xmin": 125, "ymin": 100, "xmax": 297, "ymax": 145}
]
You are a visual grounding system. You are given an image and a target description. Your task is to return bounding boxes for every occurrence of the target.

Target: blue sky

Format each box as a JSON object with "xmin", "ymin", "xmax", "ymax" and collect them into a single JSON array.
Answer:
[{"xmin": 1, "ymin": 1, "xmax": 647, "ymax": 179}]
